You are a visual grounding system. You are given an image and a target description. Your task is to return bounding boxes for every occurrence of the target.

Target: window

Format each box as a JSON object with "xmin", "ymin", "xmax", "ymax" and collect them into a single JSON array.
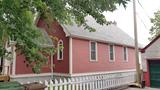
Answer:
[
  {"xmin": 109, "ymin": 45, "xmax": 115, "ymax": 62},
  {"xmin": 90, "ymin": 41, "xmax": 97, "ymax": 61},
  {"xmin": 123, "ymin": 47, "xmax": 128, "ymax": 61},
  {"xmin": 57, "ymin": 40, "xmax": 63, "ymax": 60}
]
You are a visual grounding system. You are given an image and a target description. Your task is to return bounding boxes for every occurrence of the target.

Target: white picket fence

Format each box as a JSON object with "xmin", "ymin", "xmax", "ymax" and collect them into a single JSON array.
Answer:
[{"xmin": 27, "ymin": 72, "xmax": 135, "ymax": 90}]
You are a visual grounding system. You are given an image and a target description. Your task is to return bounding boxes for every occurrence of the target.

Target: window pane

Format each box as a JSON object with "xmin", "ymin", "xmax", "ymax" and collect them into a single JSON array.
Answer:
[
  {"xmin": 91, "ymin": 42, "xmax": 96, "ymax": 60},
  {"xmin": 110, "ymin": 53, "xmax": 114, "ymax": 60},
  {"xmin": 91, "ymin": 52, "xmax": 96, "ymax": 60},
  {"xmin": 91, "ymin": 42, "xmax": 96, "ymax": 51},
  {"xmin": 59, "ymin": 49, "xmax": 63, "ymax": 59},
  {"xmin": 110, "ymin": 45, "xmax": 113, "ymax": 53},
  {"xmin": 124, "ymin": 47, "xmax": 127, "ymax": 60},
  {"xmin": 58, "ymin": 40, "xmax": 63, "ymax": 60},
  {"xmin": 110, "ymin": 45, "xmax": 114, "ymax": 60}
]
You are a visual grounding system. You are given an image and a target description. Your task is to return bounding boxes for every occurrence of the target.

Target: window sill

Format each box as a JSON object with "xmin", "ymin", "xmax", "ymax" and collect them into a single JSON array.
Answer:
[
  {"xmin": 90, "ymin": 60, "xmax": 98, "ymax": 62},
  {"xmin": 109, "ymin": 60, "xmax": 115, "ymax": 63},
  {"xmin": 123, "ymin": 60, "xmax": 128, "ymax": 63}
]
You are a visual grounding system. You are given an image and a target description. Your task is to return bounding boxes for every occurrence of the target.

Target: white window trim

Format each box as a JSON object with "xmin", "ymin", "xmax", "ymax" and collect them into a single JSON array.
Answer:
[
  {"xmin": 123, "ymin": 47, "xmax": 128, "ymax": 62},
  {"xmin": 89, "ymin": 41, "xmax": 98, "ymax": 61},
  {"xmin": 109, "ymin": 44, "xmax": 115, "ymax": 62},
  {"xmin": 57, "ymin": 39, "xmax": 63, "ymax": 60}
]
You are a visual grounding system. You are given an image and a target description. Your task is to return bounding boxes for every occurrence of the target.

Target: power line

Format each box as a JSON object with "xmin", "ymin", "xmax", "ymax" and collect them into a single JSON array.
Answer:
[
  {"xmin": 137, "ymin": 13, "xmax": 149, "ymax": 30},
  {"xmin": 137, "ymin": 0, "xmax": 151, "ymax": 19}
]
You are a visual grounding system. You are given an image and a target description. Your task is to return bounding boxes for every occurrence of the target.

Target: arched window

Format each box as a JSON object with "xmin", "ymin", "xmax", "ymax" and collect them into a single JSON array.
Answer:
[{"xmin": 57, "ymin": 40, "xmax": 63, "ymax": 60}]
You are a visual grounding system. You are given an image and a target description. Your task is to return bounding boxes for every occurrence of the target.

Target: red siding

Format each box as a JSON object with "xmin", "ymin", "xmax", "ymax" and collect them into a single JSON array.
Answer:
[
  {"xmin": 16, "ymin": 19, "xmax": 69, "ymax": 74},
  {"xmin": 72, "ymin": 38, "xmax": 136, "ymax": 73},
  {"xmin": 144, "ymin": 72, "xmax": 150, "ymax": 87},
  {"xmin": 143, "ymin": 60, "xmax": 150, "ymax": 87},
  {"xmin": 16, "ymin": 53, "xmax": 51, "ymax": 74}
]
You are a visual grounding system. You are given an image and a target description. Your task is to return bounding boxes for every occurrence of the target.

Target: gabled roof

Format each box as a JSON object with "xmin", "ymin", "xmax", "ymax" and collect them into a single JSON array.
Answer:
[
  {"xmin": 141, "ymin": 35, "xmax": 160, "ymax": 53},
  {"xmin": 34, "ymin": 28, "xmax": 54, "ymax": 48},
  {"xmin": 62, "ymin": 16, "xmax": 137, "ymax": 47}
]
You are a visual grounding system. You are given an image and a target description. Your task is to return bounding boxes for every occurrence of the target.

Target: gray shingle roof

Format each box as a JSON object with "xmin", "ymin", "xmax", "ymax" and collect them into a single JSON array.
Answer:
[{"xmin": 62, "ymin": 16, "xmax": 136, "ymax": 47}]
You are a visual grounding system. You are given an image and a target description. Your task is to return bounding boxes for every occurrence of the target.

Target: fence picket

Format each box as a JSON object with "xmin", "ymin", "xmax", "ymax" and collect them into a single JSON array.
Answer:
[
  {"xmin": 54, "ymin": 79, "xmax": 58, "ymax": 90},
  {"xmin": 90, "ymin": 76, "xmax": 94, "ymax": 90},
  {"xmin": 79, "ymin": 77, "xmax": 82, "ymax": 90},
  {"xmin": 27, "ymin": 81, "xmax": 30, "ymax": 84},
  {"xmin": 39, "ymin": 81, "xmax": 43, "ymax": 84},
  {"xmin": 95, "ymin": 76, "xmax": 98, "ymax": 89},
  {"xmin": 63, "ymin": 78, "xmax": 67, "ymax": 90},
  {"xmin": 68, "ymin": 78, "xmax": 71, "ymax": 90},
  {"xmin": 71, "ymin": 78, "xmax": 75, "ymax": 90},
  {"xmin": 75, "ymin": 78, "xmax": 79, "ymax": 90},
  {"xmin": 85, "ymin": 77, "xmax": 89, "ymax": 90},
  {"xmin": 44, "ymin": 80, "xmax": 49, "ymax": 90},
  {"xmin": 82, "ymin": 77, "xmax": 86, "ymax": 90},
  {"xmin": 97, "ymin": 76, "xmax": 100, "ymax": 89},
  {"xmin": 59, "ymin": 79, "xmax": 63, "ymax": 90}
]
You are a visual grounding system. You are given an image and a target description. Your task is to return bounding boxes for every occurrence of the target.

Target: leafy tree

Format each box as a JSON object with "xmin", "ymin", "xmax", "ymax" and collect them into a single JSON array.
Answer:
[
  {"xmin": 149, "ymin": 10, "xmax": 160, "ymax": 40},
  {"xmin": 0, "ymin": 0, "xmax": 129, "ymax": 73}
]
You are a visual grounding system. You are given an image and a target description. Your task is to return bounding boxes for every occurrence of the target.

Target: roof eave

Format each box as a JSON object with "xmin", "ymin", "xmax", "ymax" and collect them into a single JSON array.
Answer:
[
  {"xmin": 141, "ymin": 35, "xmax": 160, "ymax": 52},
  {"xmin": 70, "ymin": 34, "xmax": 138, "ymax": 48}
]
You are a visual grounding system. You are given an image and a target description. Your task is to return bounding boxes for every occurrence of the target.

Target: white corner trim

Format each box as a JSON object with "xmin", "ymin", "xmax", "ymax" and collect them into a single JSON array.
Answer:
[
  {"xmin": 69, "ymin": 37, "xmax": 73, "ymax": 75},
  {"xmin": 10, "ymin": 73, "xmax": 70, "ymax": 78},
  {"xmin": 71, "ymin": 69, "xmax": 136, "ymax": 77},
  {"xmin": 89, "ymin": 41, "xmax": 98, "ymax": 61},
  {"xmin": 109, "ymin": 44, "xmax": 115, "ymax": 62},
  {"xmin": 12, "ymin": 46, "xmax": 16, "ymax": 75}
]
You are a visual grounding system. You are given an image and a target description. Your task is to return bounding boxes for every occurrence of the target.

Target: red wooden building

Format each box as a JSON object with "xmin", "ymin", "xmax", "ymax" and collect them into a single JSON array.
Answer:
[{"xmin": 1, "ymin": 16, "xmax": 137, "ymax": 83}]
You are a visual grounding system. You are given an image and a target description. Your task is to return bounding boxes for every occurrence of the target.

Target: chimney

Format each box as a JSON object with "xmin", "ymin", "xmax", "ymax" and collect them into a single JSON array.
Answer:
[{"xmin": 113, "ymin": 21, "xmax": 117, "ymax": 25}]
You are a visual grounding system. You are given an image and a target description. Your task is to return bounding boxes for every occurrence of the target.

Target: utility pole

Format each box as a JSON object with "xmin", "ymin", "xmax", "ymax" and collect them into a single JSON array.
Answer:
[{"xmin": 133, "ymin": 0, "xmax": 141, "ymax": 85}]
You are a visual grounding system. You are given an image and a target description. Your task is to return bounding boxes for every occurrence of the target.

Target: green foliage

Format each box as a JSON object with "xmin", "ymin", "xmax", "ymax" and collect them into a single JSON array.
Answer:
[
  {"xmin": 149, "ymin": 10, "xmax": 160, "ymax": 40},
  {"xmin": 0, "ymin": 0, "xmax": 129, "ymax": 73}
]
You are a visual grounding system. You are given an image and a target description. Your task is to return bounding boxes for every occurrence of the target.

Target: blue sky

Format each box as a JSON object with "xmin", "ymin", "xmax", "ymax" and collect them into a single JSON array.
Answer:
[{"xmin": 104, "ymin": 0, "xmax": 160, "ymax": 46}]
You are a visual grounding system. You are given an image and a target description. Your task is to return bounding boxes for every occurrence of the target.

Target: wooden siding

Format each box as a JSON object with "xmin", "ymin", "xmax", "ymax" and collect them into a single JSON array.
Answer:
[{"xmin": 72, "ymin": 38, "xmax": 136, "ymax": 73}]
